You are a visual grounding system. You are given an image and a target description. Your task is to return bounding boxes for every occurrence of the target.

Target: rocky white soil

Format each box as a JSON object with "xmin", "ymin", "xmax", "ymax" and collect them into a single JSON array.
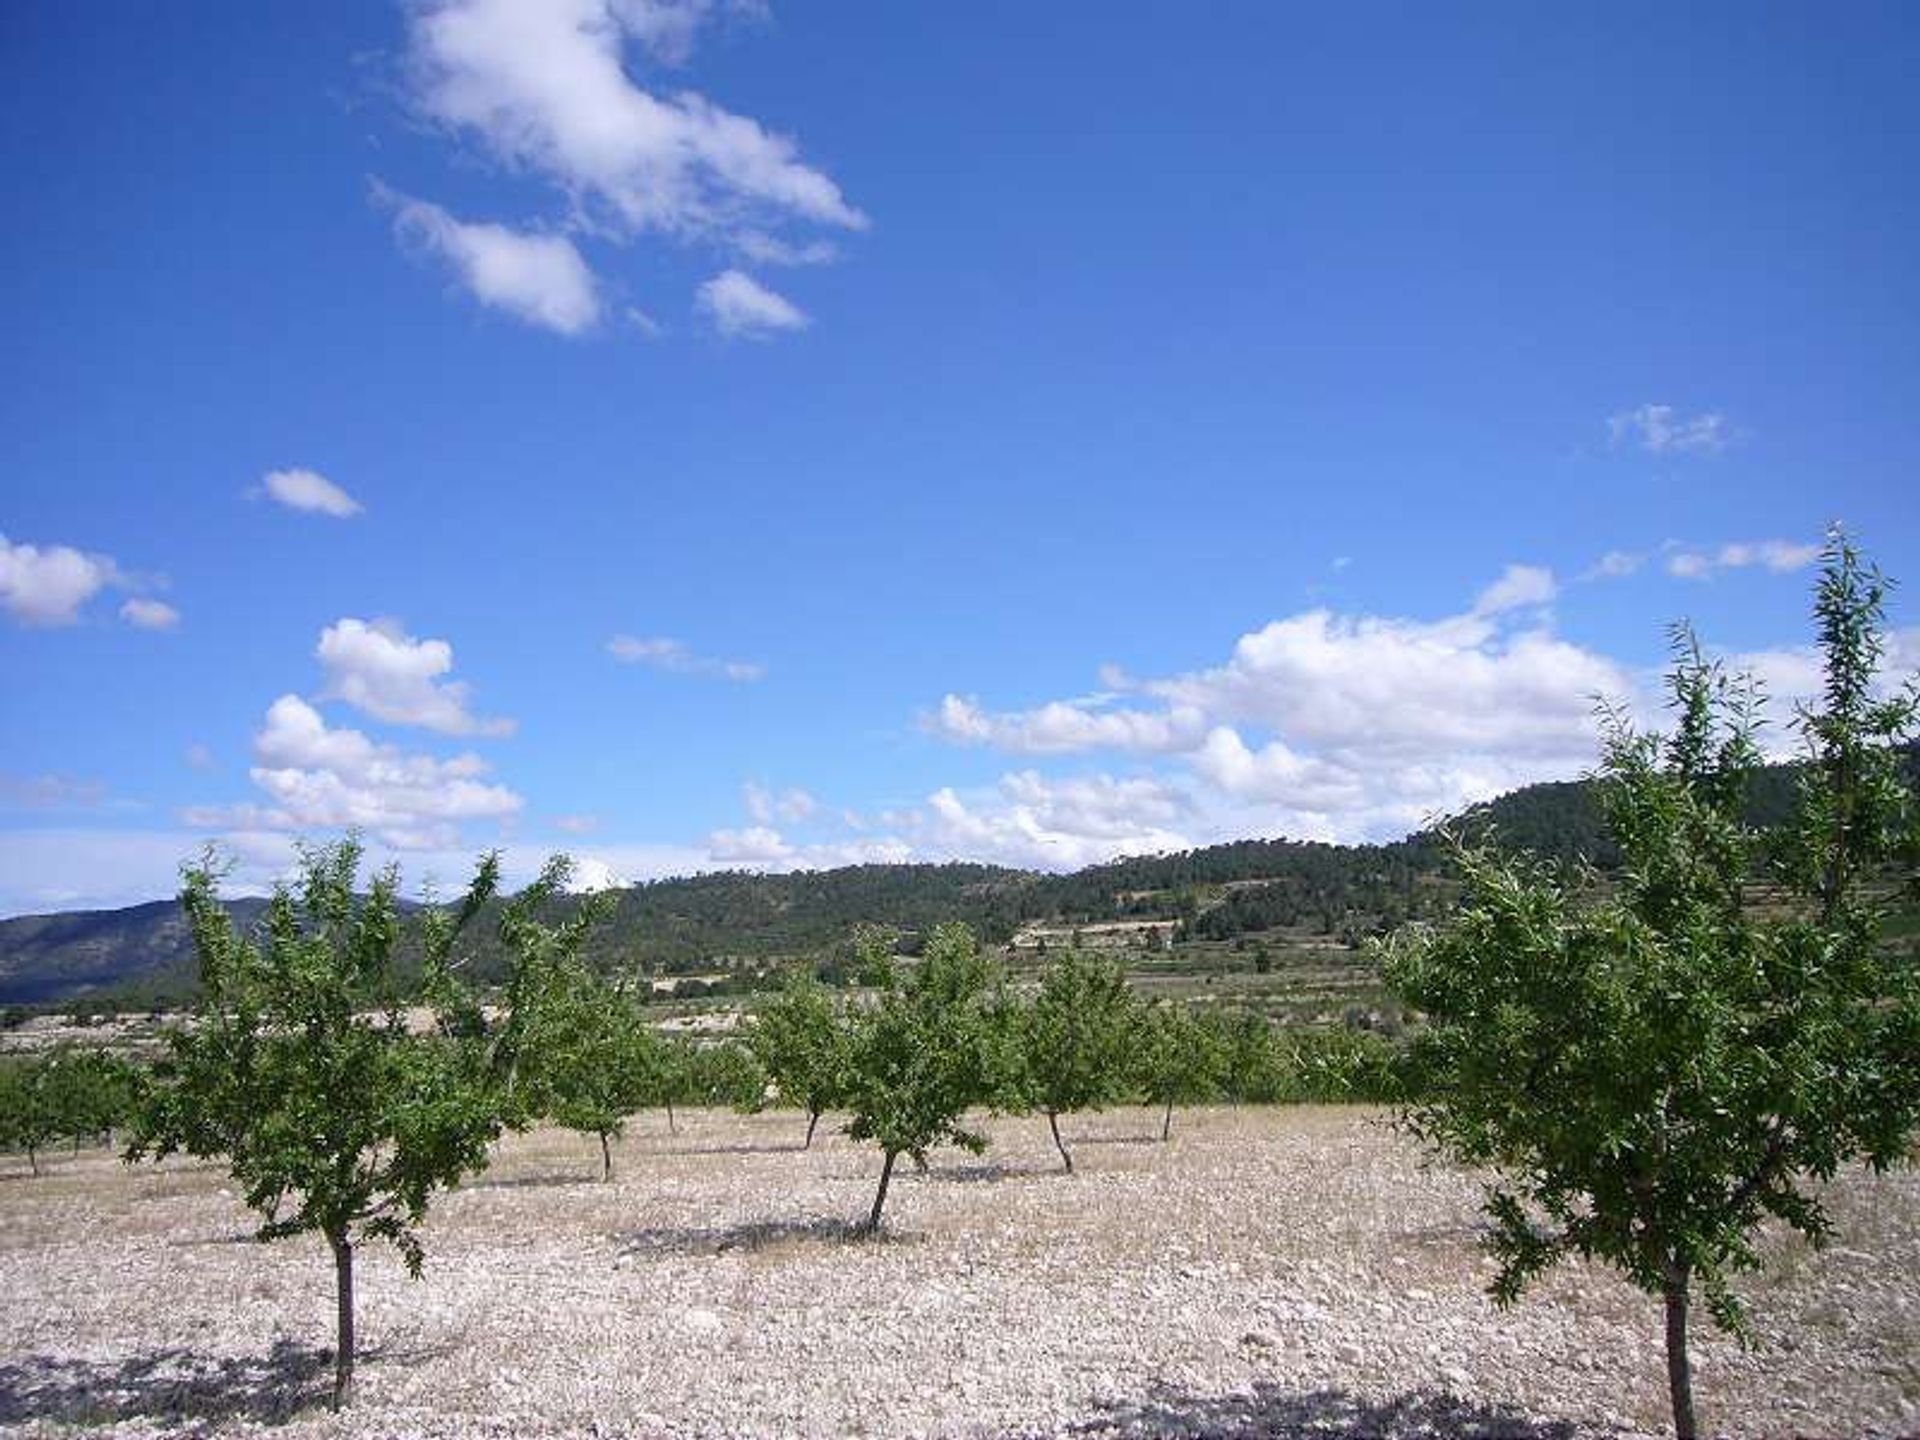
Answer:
[{"xmin": 1, "ymin": 1106, "xmax": 1914, "ymax": 1439}]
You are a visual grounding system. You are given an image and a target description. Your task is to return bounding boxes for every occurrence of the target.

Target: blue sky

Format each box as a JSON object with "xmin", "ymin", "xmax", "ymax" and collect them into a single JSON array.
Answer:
[{"xmin": 3, "ymin": 2, "xmax": 1916, "ymax": 914}]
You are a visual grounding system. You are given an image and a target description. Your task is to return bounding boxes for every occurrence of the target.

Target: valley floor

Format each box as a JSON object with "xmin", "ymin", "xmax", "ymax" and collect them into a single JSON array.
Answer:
[{"xmin": 0, "ymin": 1107, "xmax": 1914, "ymax": 1439}]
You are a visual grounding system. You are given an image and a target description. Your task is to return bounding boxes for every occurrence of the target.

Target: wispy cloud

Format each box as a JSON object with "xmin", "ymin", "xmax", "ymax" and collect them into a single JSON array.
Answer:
[
  {"xmin": 260, "ymin": 467, "xmax": 362, "ymax": 518},
  {"xmin": 607, "ymin": 634, "xmax": 764, "ymax": 681},
  {"xmin": 1665, "ymin": 538, "xmax": 1822, "ymax": 580},
  {"xmin": 1608, "ymin": 403, "xmax": 1731, "ymax": 455},
  {"xmin": 696, "ymin": 269, "xmax": 808, "ymax": 338}
]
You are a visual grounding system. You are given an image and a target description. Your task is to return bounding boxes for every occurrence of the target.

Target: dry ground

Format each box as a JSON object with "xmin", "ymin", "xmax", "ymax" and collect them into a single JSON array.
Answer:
[{"xmin": 1, "ymin": 1107, "xmax": 1915, "ymax": 1439}]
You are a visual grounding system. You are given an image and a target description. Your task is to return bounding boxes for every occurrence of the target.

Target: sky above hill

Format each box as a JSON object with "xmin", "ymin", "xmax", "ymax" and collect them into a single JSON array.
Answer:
[{"xmin": 3, "ymin": 2, "xmax": 1918, "ymax": 915}]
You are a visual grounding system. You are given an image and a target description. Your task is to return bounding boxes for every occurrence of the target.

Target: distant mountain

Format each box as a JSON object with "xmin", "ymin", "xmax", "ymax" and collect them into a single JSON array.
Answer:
[
  {"xmin": 0, "ymin": 897, "xmax": 272, "ymax": 1006},
  {"xmin": 2, "ymin": 751, "xmax": 1904, "ymax": 1009}
]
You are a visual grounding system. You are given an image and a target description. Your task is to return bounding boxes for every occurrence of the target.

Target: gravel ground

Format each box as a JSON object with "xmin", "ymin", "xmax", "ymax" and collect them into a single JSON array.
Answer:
[{"xmin": 1, "ymin": 1106, "xmax": 1914, "ymax": 1439}]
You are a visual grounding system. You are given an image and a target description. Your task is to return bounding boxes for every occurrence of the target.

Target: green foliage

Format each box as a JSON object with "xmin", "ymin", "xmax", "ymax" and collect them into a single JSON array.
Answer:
[
  {"xmin": 1134, "ymin": 1001, "xmax": 1226, "ymax": 1139},
  {"xmin": 749, "ymin": 969, "xmax": 853, "ymax": 1146},
  {"xmin": 843, "ymin": 922, "xmax": 1005, "ymax": 1229},
  {"xmin": 1381, "ymin": 534, "xmax": 1920, "ymax": 1440},
  {"xmin": 518, "ymin": 962, "xmax": 655, "ymax": 1179},
  {"xmin": 1010, "ymin": 950, "xmax": 1139, "ymax": 1170},
  {"xmin": 126, "ymin": 837, "xmax": 586, "ymax": 1410}
]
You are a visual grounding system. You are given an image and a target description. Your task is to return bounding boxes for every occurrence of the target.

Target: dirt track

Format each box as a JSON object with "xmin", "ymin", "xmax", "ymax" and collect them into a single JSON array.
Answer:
[{"xmin": 1, "ymin": 1106, "xmax": 1914, "ymax": 1438}]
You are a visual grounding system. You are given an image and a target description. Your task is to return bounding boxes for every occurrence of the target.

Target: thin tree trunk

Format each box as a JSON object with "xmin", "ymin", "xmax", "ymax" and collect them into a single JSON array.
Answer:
[
  {"xmin": 1048, "ymin": 1110, "xmax": 1073, "ymax": 1173},
  {"xmin": 665, "ymin": 1100, "xmax": 677, "ymax": 1135},
  {"xmin": 865, "ymin": 1149, "xmax": 898, "ymax": 1233},
  {"xmin": 804, "ymin": 1109, "xmax": 821, "ymax": 1150},
  {"xmin": 1161, "ymin": 1098, "xmax": 1174, "ymax": 1142},
  {"xmin": 329, "ymin": 1230, "xmax": 355, "ymax": 1412},
  {"xmin": 26, "ymin": 1143, "xmax": 38, "ymax": 1177},
  {"xmin": 599, "ymin": 1130, "xmax": 612, "ymax": 1182},
  {"xmin": 1663, "ymin": 1265, "xmax": 1697, "ymax": 1440}
]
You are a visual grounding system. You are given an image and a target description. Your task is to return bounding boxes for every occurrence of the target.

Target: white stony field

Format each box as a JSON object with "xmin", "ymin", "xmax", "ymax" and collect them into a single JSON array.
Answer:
[{"xmin": 0, "ymin": 1106, "xmax": 1914, "ymax": 1439}]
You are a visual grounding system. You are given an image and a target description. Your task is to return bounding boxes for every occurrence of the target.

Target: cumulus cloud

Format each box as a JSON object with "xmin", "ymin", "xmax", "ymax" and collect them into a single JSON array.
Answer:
[
  {"xmin": 386, "ymin": 189, "xmax": 602, "ymax": 335},
  {"xmin": 119, "ymin": 598, "xmax": 181, "ymax": 630},
  {"xmin": 705, "ymin": 824, "xmax": 794, "ymax": 864},
  {"xmin": 317, "ymin": 618, "xmax": 515, "ymax": 736},
  {"xmin": 924, "ymin": 694, "xmax": 1209, "ymax": 755},
  {"xmin": 921, "ymin": 565, "xmax": 1642, "ymax": 846},
  {"xmin": 695, "ymin": 269, "xmax": 807, "ymax": 337},
  {"xmin": 1608, "ymin": 403, "xmax": 1730, "ymax": 455},
  {"xmin": 607, "ymin": 633, "xmax": 764, "ymax": 680},
  {"xmin": 405, "ymin": 0, "xmax": 864, "ymax": 240},
  {"xmin": 261, "ymin": 468, "xmax": 362, "ymax": 518},
  {"xmin": 182, "ymin": 694, "xmax": 523, "ymax": 852},
  {"xmin": 1665, "ymin": 539, "xmax": 1822, "ymax": 581},
  {"xmin": 0, "ymin": 534, "xmax": 122, "ymax": 627},
  {"xmin": 1585, "ymin": 549, "xmax": 1644, "ymax": 580}
]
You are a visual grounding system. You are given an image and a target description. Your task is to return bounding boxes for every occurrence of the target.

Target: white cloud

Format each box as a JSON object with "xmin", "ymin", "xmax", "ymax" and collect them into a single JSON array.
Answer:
[
  {"xmin": 1608, "ymin": 403, "xmax": 1730, "ymax": 455},
  {"xmin": 608, "ymin": 633, "xmax": 764, "ymax": 681},
  {"xmin": 695, "ymin": 269, "xmax": 807, "ymax": 337},
  {"xmin": 182, "ymin": 694, "xmax": 523, "ymax": 853},
  {"xmin": 732, "ymin": 230, "xmax": 838, "ymax": 267},
  {"xmin": 387, "ymin": 189, "xmax": 602, "ymax": 335},
  {"xmin": 0, "ymin": 534, "xmax": 121, "ymax": 627},
  {"xmin": 913, "ymin": 771, "xmax": 1191, "ymax": 870},
  {"xmin": 405, "ymin": 0, "xmax": 864, "ymax": 240},
  {"xmin": 1665, "ymin": 538, "xmax": 1822, "ymax": 581},
  {"xmin": 120, "ymin": 597, "xmax": 181, "ymax": 630},
  {"xmin": 317, "ymin": 617, "xmax": 515, "ymax": 736},
  {"xmin": 919, "ymin": 565, "xmax": 1640, "ymax": 846},
  {"xmin": 705, "ymin": 823, "xmax": 794, "ymax": 864},
  {"xmin": 185, "ymin": 744, "xmax": 217, "ymax": 772},
  {"xmin": 553, "ymin": 813, "xmax": 601, "ymax": 834},
  {"xmin": 1472, "ymin": 563, "xmax": 1557, "ymax": 616},
  {"xmin": 744, "ymin": 782, "xmax": 815, "ymax": 824},
  {"xmin": 261, "ymin": 468, "xmax": 362, "ymax": 518},
  {"xmin": 924, "ymin": 694, "xmax": 1209, "ymax": 755},
  {"xmin": 1585, "ymin": 549, "xmax": 1644, "ymax": 580}
]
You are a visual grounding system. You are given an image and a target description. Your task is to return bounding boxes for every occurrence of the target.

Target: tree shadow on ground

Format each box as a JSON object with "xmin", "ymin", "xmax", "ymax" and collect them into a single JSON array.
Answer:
[
  {"xmin": 648, "ymin": 1141, "xmax": 798, "ymax": 1157},
  {"xmin": 0, "ymin": 1338, "xmax": 434, "ymax": 1429},
  {"xmin": 618, "ymin": 1214, "xmax": 876, "ymax": 1258},
  {"xmin": 1075, "ymin": 1134, "xmax": 1163, "ymax": 1148},
  {"xmin": 1023, "ymin": 1381, "xmax": 1592, "ymax": 1439},
  {"xmin": 461, "ymin": 1171, "xmax": 600, "ymax": 1191}
]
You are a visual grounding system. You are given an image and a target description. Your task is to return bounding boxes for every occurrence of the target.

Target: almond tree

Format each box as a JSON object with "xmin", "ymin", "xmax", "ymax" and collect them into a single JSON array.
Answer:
[
  {"xmin": 1135, "ymin": 1001, "xmax": 1225, "ymax": 1141},
  {"xmin": 843, "ymin": 922, "xmax": 1002, "ymax": 1232},
  {"xmin": 749, "ymin": 969, "xmax": 852, "ymax": 1149},
  {"xmin": 1382, "ymin": 534, "xmax": 1920, "ymax": 1440},
  {"xmin": 519, "ymin": 958, "xmax": 653, "ymax": 1180},
  {"xmin": 128, "ymin": 840, "xmax": 583, "ymax": 1411},
  {"xmin": 1013, "ymin": 948, "xmax": 1139, "ymax": 1171}
]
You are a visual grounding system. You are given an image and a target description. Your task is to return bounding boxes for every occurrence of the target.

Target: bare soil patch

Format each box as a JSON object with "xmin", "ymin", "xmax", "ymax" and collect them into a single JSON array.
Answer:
[{"xmin": 1, "ymin": 1107, "xmax": 1914, "ymax": 1438}]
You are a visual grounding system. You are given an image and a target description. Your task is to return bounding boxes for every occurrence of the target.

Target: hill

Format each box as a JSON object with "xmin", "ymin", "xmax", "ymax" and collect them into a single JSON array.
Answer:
[{"xmin": 1, "ymin": 751, "xmax": 1904, "ymax": 1011}]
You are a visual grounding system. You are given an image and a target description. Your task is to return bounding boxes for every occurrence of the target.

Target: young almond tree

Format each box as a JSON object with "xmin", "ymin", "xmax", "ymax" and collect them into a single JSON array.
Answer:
[
  {"xmin": 1014, "ymin": 949, "xmax": 1139, "ymax": 1171},
  {"xmin": 128, "ymin": 839, "xmax": 581, "ymax": 1411},
  {"xmin": 1382, "ymin": 534, "xmax": 1920, "ymax": 1440},
  {"xmin": 748, "ymin": 969, "xmax": 852, "ymax": 1149},
  {"xmin": 843, "ymin": 922, "xmax": 1003, "ymax": 1232},
  {"xmin": 520, "ymin": 960, "xmax": 653, "ymax": 1181},
  {"xmin": 1135, "ymin": 1000, "xmax": 1225, "ymax": 1141}
]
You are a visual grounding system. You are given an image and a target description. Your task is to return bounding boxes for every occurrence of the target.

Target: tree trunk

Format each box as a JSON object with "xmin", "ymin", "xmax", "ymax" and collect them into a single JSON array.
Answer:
[
  {"xmin": 804, "ymin": 1109, "xmax": 821, "ymax": 1150},
  {"xmin": 665, "ymin": 1100, "xmax": 677, "ymax": 1135},
  {"xmin": 599, "ymin": 1130, "xmax": 612, "ymax": 1183},
  {"xmin": 329, "ymin": 1230, "xmax": 355, "ymax": 1412},
  {"xmin": 865, "ymin": 1149, "xmax": 898, "ymax": 1233},
  {"xmin": 1161, "ymin": 1098, "xmax": 1174, "ymax": 1142},
  {"xmin": 1047, "ymin": 1110, "xmax": 1074, "ymax": 1173},
  {"xmin": 1663, "ymin": 1265, "xmax": 1698, "ymax": 1440},
  {"xmin": 26, "ymin": 1143, "xmax": 38, "ymax": 1177}
]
